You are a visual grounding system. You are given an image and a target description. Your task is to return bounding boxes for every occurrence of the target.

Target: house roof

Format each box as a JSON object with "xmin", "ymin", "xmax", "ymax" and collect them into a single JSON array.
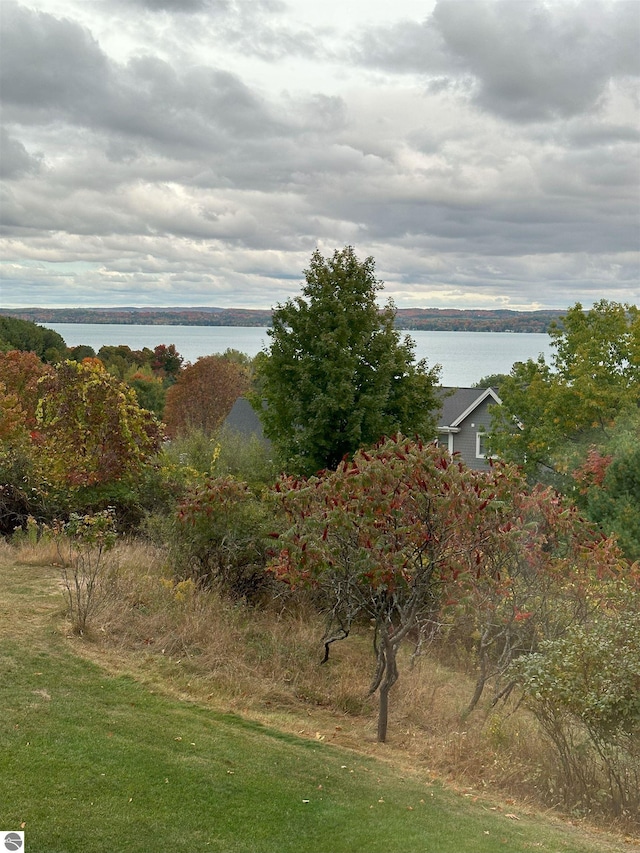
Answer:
[
  {"xmin": 223, "ymin": 397, "xmax": 269, "ymax": 443},
  {"xmin": 437, "ymin": 387, "xmax": 502, "ymax": 431},
  {"xmin": 224, "ymin": 387, "xmax": 501, "ymax": 443}
]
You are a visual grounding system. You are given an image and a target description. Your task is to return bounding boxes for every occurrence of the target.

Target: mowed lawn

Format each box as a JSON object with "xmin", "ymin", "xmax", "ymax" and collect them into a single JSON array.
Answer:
[{"xmin": 0, "ymin": 560, "xmax": 629, "ymax": 853}]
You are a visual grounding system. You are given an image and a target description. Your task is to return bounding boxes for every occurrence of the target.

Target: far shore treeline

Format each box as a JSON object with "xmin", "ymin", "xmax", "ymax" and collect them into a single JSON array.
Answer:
[{"xmin": 1, "ymin": 306, "xmax": 561, "ymax": 333}]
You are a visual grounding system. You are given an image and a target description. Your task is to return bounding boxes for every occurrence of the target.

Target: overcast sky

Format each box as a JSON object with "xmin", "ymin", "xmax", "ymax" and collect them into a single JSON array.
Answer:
[{"xmin": 1, "ymin": 0, "xmax": 639, "ymax": 311}]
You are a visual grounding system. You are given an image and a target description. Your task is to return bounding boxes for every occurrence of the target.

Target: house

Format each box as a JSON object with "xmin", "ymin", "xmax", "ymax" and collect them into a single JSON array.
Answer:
[
  {"xmin": 437, "ymin": 387, "xmax": 502, "ymax": 470},
  {"xmin": 223, "ymin": 387, "xmax": 502, "ymax": 471}
]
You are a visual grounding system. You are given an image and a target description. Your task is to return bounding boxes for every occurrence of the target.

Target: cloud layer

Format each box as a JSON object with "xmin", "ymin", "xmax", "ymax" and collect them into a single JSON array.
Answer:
[{"xmin": 1, "ymin": 0, "xmax": 638, "ymax": 309}]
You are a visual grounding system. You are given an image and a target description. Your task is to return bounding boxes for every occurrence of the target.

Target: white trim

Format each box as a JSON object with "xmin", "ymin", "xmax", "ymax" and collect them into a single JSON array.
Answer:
[
  {"xmin": 476, "ymin": 430, "xmax": 498, "ymax": 460},
  {"xmin": 450, "ymin": 387, "xmax": 502, "ymax": 428}
]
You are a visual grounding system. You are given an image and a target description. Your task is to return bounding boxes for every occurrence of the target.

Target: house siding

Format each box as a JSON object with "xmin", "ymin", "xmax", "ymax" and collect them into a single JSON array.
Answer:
[{"xmin": 451, "ymin": 397, "xmax": 495, "ymax": 470}]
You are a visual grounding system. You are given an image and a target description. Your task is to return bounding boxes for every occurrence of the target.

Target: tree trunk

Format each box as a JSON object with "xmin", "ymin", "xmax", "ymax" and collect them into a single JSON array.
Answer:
[
  {"xmin": 376, "ymin": 636, "xmax": 399, "ymax": 743},
  {"xmin": 464, "ymin": 649, "xmax": 489, "ymax": 718},
  {"xmin": 378, "ymin": 681, "xmax": 390, "ymax": 743}
]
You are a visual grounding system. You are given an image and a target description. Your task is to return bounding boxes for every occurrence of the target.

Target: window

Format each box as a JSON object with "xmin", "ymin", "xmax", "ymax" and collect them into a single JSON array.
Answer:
[{"xmin": 476, "ymin": 430, "xmax": 491, "ymax": 459}]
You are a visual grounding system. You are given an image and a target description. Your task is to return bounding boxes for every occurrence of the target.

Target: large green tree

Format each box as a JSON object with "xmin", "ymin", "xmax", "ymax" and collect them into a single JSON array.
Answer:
[
  {"xmin": 488, "ymin": 301, "xmax": 640, "ymax": 558},
  {"xmin": 0, "ymin": 316, "xmax": 66, "ymax": 363},
  {"xmin": 255, "ymin": 247, "xmax": 441, "ymax": 475}
]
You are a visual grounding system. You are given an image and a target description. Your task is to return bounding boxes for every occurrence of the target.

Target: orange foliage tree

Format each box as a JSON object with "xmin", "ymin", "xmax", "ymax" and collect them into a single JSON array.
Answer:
[
  {"xmin": 0, "ymin": 351, "xmax": 54, "ymax": 532},
  {"xmin": 163, "ymin": 355, "xmax": 249, "ymax": 438},
  {"xmin": 0, "ymin": 350, "xmax": 52, "ymax": 443}
]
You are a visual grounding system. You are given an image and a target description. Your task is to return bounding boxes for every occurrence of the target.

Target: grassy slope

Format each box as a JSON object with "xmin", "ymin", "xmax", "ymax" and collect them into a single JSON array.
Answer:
[{"xmin": 0, "ymin": 559, "xmax": 633, "ymax": 853}]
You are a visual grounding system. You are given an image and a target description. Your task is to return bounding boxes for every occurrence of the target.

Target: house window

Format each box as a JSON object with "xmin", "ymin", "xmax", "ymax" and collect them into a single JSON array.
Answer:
[{"xmin": 476, "ymin": 430, "xmax": 490, "ymax": 459}]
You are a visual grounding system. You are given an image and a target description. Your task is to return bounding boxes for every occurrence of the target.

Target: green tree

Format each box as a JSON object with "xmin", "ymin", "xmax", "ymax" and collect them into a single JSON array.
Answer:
[
  {"xmin": 68, "ymin": 344, "xmax": 97, "ymax": 362},
  {"xmin": 255, "ymin": 247, "xmax": 441, "ymax": 475},
  {"xmin": 489, "ymin": 301, "xmax": 640, "ymax": 481},
  {"xmin": 0, "ymin": 316, "xmax": 66, "ymax": 363},
  {"xmin": 97, "ymin": 344, "xmax": 152, "ymax": 380},
  {"xmin": 472, "ymin": 373, "xmax": 509, "ymax": 392},
  {"xmin": 571, "ymin": 410, "xmax": 640, "ymax": 561}
]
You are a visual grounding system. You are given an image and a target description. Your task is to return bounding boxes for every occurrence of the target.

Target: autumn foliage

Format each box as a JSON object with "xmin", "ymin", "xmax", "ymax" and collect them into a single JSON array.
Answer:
[
  {"xmin": 0, "ymin": 350, "xmax": 52, "ymax": 442},
  {"xmin": 35, "ymin": 359, "xmax": 162, "ymax": 489},
  {"xmin": 270, "ymin": 436, "xmax": 631, "ymax": 741},
  {"xmin": 163, "ymin": 355, "xmax": 249, "ymax": 438}
]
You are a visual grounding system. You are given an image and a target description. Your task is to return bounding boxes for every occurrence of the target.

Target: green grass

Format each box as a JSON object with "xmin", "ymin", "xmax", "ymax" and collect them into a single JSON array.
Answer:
[{"xmin": 0, "ymin": 561, "xmax": 631, "ymax": 853}]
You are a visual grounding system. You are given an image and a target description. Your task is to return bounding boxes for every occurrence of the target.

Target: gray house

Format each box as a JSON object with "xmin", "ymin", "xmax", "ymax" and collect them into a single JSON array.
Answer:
[
  {"xmin": 223, "ymin": 387, "xmax": 502, "ymax": 471},
  {"xmin": 437, "ymin": 387, "xmax": 502, "ymax": 470}
]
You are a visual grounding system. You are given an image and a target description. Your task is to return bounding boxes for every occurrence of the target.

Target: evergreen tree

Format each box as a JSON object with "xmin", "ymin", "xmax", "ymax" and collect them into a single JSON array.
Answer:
[{"xmin": 255, "ymin": 246, "xmax": 440, "ymax": 474}]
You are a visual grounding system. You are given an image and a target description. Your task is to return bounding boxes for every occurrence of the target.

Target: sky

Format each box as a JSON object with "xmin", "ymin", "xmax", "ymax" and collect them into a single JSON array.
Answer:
[{"xmin": 1, "ymin": 0, "xmax": 639, "ymax": 311}]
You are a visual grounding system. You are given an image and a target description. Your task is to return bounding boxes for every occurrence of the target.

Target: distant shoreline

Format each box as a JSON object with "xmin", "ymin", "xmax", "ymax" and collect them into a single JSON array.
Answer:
[{"xmin": 1, "ymin": 306, "xmax": 562, "ymax": 333}]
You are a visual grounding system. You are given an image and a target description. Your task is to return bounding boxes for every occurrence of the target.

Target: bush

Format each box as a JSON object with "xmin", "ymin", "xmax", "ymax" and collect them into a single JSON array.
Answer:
[
  {"xmin": 57, "ymin": 509, "xmax": 119, "ymax": 635},
  {"xmin": 213, "ymin": 427, "xmax": 277, "ymax": 487},
  {"xmin": 172, "ymin": 476, "xmax": 276, "ymax": 601},
  {"xmin": 510, "ymin": 603, "xmax": 640, "ymax": 825}
]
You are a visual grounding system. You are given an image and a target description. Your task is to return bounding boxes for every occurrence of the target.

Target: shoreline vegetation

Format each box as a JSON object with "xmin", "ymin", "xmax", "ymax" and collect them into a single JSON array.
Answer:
[{"xmin": 1, "ymin": 306, "xmax": 562, "ymax": 333}]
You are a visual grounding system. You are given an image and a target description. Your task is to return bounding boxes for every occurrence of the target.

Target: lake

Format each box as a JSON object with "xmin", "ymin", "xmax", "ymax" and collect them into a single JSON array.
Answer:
[{"xmin": 48, "ymin": 323, "xmax": 553, "ymax": 387}]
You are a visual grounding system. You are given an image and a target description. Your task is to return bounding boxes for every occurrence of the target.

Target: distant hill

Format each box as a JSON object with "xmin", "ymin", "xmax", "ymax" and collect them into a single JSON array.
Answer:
[
  {"xmin": 1, "ymin": 307, "xmax": 272, "ymax": 327},
  {"xmin": 395, "ymin": 308, "xmax": 561, "ymax": 332},
  {"xmin": 1, "ymin": 306, "xmax": 563, "ymax": 332}
]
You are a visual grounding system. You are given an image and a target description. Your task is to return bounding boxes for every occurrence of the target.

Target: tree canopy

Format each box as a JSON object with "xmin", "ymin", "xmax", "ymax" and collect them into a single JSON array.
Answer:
[
  {"xmin": 270, "ymin": 435, "xmax": 628, "ymax": 742},
  {"xmin": 489, "ymin": 301, "xmax": 639, "ymax": 479},
  {"xmin": 35, "ymin": 359, "xmax": 162, "ymax": 489},
  {"xmin": 0, "ymin": 316, "xmax": 66, "ymax": 363},
  {"xmin": 487, "ymin": 301, "xmax": 640, "ymax": 559},
  {"xmin": 255, "ymin": 247, "xmax": 441, "ymax": 475},
  {"xmin": 163, "ymin": 354, "xmax": 249, "ymax": 438}
]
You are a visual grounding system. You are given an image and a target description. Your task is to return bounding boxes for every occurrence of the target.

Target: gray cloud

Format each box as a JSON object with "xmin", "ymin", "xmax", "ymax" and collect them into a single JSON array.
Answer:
[
  {"xmin": 0, "ymin": 129, "xmax": 42, "ymax": 178},
  {"xmin": 356, "ymin": 0, "xmax": 640, "ymax": 122},
  {"xmin": 1, "ymin": 3, "xmax": 109, "ymax": 116},
  {"xmin": 124, "ymin": 0, "xmax": 223, "ymax": 11}
]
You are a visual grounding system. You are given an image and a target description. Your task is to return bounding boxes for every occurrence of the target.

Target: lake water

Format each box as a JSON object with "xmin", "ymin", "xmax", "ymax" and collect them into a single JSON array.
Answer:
[{"xmin": 48, "ymin": 323, "xmax": 552, "ymax": 387}]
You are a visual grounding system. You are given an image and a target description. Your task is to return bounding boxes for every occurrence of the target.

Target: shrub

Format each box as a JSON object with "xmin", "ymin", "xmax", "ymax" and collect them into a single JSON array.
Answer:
[
  {"xmin": 173, "ymin": 476, "xmax": 276, "ymax": 601},
  {"xmin": 57, "ymin": 509, "xmax": 119, "ymax": 635},
  {"xmin": 213, "ymin": 427, "xmax": 278, "ymax": 487},
  {"xmin": 510, "ymin": 602, "xmax": 640, "ymax": 825}
]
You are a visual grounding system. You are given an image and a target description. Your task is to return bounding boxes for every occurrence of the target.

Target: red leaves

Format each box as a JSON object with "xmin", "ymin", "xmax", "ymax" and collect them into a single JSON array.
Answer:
[
  {"xmin": 572, "ymin": 446, "xmax": 614, "ymax": 493},
  {"xmin": 267, "ymin": 434, "xmax": 628, "ymax": 655},
  {"xmin": 513, "ymin": 609, "xmax": 532, "ymax": 622}
]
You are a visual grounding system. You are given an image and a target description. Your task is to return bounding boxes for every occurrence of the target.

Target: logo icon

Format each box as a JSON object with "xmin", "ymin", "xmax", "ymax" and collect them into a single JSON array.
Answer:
[{"xmin": 3, "ymin": 832, "xmax": 24, "ymax": 852}]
